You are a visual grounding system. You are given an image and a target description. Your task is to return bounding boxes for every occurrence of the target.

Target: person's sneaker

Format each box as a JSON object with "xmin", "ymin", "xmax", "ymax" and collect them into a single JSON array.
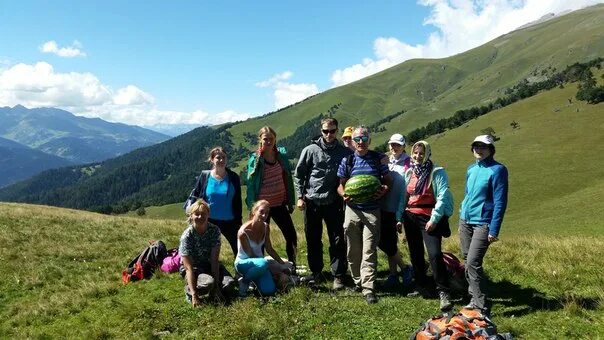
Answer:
[
  {"xmin": 365, "ymin": 292, "xmax": 378, "ymax": 304},
  {"xmin": 439, "ymin": 291, "xmax": 453, "ymax": 311},
  {"xmin": 400, "ymin": 265, "xmax": 414, "ymax": 287},
  {"xmin": 382, "ymin": 274, "xmax": 399, "ymax": 290},
  {"xmin": 333, "ymin": 277, "xmax": 345, "ymax": 290},
  {"xmin": 238, "ymin": 277, "xmax": 250, "ymax": 297}
]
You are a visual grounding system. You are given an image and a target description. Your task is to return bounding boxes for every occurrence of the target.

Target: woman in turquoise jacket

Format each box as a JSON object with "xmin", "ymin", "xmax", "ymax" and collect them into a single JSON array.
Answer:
[
  {"xmin": 459, "ymin": 134, "xmax": 508, "ymax": 315},
  {"xmin": 246, "ymin": 126, "xmax": 297, "ymax": 265},
  {"xmin": 396, "ymin": 140, "xmax": 454, "ymax": 311}
]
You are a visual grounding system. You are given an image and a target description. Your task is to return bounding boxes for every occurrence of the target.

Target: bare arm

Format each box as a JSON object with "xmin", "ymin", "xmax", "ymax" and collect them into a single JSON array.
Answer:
[
  {"xmin": 182, "ymin": 255, "xmax": 199, "ymax": 307},
  {"xmin": 264, "ymin": 225, "xmax": 285, "ymax": 265}
]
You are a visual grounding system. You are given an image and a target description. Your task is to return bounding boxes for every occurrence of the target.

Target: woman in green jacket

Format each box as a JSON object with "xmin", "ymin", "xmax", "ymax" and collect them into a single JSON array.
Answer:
[{"xmin": 246, "ymin": 126, "xmax": 297, "ymax": 265}]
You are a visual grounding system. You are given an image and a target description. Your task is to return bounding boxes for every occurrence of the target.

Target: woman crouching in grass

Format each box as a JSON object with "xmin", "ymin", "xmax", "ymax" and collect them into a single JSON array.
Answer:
[
  {"xmin": 235, "ymin": 200, "xmax": 293, "ymax": 297},
  {"xmin": 180, "ymin": 199, "xmax": 236, "ymax": 307}
]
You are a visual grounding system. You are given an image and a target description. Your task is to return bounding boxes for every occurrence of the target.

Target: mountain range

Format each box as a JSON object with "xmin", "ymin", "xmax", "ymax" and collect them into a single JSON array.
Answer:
[
  {"xmin": 0, "ymin": 4, "xmax": 602, "ymax": 211},
  {"xmin": 0, "ymin": 105, "xmax": 169, "ymax": 186}
]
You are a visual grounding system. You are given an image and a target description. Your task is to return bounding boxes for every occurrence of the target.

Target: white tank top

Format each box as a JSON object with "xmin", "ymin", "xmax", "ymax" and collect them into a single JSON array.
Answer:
[{"xmin": 236, "ymin": 223, "xmax": 267, "ymax": 260}]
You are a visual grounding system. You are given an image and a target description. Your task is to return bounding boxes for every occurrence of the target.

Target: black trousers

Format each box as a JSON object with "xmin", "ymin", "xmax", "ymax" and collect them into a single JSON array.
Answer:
[
  {"xmin": 403, "ymin": 211, "xmax": 450, "ymax": 293},
  {"xmin": 304, "ymin": 198, "xmax": 347, "ymax": 277},
  {"xmin": 209, "ymin": 218, "xmax": 240, "ymax": 258},
  {"xmin": 267, "ymin": 204, "xmax": 298, "ymax": 263}
]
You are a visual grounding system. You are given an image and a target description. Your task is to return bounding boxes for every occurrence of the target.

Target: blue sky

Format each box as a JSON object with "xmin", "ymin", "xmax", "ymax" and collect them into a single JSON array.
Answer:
[{"xmin": 0, "ymin": 0, "xmax": 602, "ymax": 130}]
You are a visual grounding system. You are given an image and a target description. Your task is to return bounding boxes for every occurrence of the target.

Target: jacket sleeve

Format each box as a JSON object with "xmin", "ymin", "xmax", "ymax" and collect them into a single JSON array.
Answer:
[
  {"xmin": 488, "ymin": 165, "xmax": 508, "ymax": 237},
  {"xmin": 279, "ymin": 149, "xmax": 296, "ymax": 206},
  {"xmin": 245, "ymin": 154, "xmax": 257, "ymax": 210},
  {"xmin": 396, "ymin": 169, "xmax": 411, "ymax": 222},
  {"xmin": 229, "ymin": 169, "xmax": 243, "ymax": 225},
  {"xmin": 430, "ymin": 168, "xmax": 453, "ymax": 224},
  {"xmin": 293, "ymin": 147, "xmax": 310, "ymax": 199},
  {"xmin": 183, "ymin": 171, "xmax": 207, "ymax": 210}
]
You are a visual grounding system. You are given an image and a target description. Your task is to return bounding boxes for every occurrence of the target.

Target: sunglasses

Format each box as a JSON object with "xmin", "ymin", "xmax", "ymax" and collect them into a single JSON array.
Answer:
[
  {"xmin": 322, "ymin": 128, "xmax": 337, "ymax": 135},
  {"xmin": 352, "ymin": 136, "xmax": 369, "ymax": 143},
  {"xmin": 472, "ymin": 144, "xmax": 488, "ymax": 150}
]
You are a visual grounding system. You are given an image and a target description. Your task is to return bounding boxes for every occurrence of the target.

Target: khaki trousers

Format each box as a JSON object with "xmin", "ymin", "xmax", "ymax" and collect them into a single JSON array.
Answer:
[{"xmin": 343, "ymin": 206, "xmax": 380, "ymax": 295}]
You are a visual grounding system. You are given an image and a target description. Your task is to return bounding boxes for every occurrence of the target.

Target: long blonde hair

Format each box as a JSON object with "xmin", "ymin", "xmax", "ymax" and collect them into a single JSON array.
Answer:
[
  {"xmin": 250, "ymin": 126, "xmax": 278, "ymax": 177},
  {"xmin": 249, "ymin": 199, "xmax": 270, "ymax": 219}
]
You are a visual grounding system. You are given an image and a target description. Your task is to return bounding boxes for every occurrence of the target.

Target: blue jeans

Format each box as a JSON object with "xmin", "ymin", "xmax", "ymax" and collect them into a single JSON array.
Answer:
[{"xmin": 235, "ymin": 258, "xmax": 276, "ymax": 296}]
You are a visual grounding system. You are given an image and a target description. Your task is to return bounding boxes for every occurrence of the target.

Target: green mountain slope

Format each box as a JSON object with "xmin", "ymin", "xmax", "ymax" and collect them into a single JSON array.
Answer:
[{"xmin": 227, "ymin": 5, "xmax": 604, "ymax": 148}]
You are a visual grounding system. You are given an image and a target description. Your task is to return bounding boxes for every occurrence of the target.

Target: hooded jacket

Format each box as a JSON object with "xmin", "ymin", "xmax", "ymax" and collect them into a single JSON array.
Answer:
[{"xmin": 294, "ymin": 137, "xmax": 352, "ymax": 205}]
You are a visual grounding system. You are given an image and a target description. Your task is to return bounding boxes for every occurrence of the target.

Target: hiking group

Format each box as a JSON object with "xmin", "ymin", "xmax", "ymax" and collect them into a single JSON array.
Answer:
[{"xmin": 180, "ymin": 117, "xmax": 508, "ymax": 316}]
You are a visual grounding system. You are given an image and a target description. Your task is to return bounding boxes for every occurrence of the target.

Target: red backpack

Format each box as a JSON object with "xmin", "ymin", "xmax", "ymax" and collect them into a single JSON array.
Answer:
[
  {"xmin": 443, "ymin": 252, "xmax": 468, "ymax": 293},
  {"xmin": 122, "ymin": 240, "xmax": 168, "ymax": 284}
]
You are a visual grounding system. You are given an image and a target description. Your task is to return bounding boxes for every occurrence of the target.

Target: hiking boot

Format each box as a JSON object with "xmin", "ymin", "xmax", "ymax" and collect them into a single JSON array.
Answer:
[
  {"xmin": 400, "ymin": 265, "xmax": 414, "ymax": 287},
  {"xmin": 238, "ymin": 277, "xmax": 250, "ymax": 297},
  {"xmin": 439, "ymin": 291, "xmax": 453, "ymax": 311},
  {"xmin": 365, "ymin": 292, "xmax": 378, "ymax": 304},
  {"xmin": 382, "ymin": 274, "xmax": 399, "ymax": 290},
  {"xmin": 333, "ymin": 277, "xmax": 345, "ymax": 291}
]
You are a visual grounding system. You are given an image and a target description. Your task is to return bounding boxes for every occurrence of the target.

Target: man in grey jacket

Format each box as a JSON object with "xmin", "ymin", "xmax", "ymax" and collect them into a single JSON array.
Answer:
[{"xmin": 294, "ymin": 117, "xmax": 353, "ymax": 290}]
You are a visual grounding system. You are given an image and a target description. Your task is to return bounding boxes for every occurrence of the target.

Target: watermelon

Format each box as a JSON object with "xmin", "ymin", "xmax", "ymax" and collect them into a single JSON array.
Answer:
[{"xmin": 345, "ymin": 175, "xmax": 381, "ymax": 203}]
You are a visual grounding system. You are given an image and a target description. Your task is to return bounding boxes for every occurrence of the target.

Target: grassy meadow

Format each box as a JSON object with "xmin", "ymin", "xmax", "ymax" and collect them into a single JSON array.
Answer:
[{"xmin": 2, "ymin": 84, "xmax": 604, "ymax": 338}]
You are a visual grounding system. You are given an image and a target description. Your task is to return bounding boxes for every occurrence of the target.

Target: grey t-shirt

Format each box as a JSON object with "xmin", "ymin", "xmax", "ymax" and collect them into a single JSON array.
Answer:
[{"xmin": 178, "ymin": 223, "xmax": 221, "ymax": 269}]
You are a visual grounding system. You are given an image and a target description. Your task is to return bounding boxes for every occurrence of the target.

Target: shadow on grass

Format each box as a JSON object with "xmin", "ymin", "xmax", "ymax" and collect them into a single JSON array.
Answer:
[{"xmin": 486, "ymin": 279, "xmax": 600, "ymax": 317}]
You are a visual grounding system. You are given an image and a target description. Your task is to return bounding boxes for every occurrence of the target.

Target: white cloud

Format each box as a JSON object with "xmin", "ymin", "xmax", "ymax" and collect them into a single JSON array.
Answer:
[
  {"xmin": 330, "ymin": 0, "xmax": 604, "ymax": 87},
  {"xmin": 0, "ymin": 61, "xmax": 249, "ymax": 127},
  {"xmin": 256, "ymin": 71, "xmax": 319, "ymax": 109},
  {"xmin": 0, "ymin": 62, "xmax": 111, "ymax": 107},
  {"xmin": 113, "ymin": 85, "xmax": 155, "ymax": 105},
  {"xmin": 255, "ymin": 71, "xmax": 293, "ymax": 88},
  {"xmin": 39, "ymin": 40, "xmax": 87, "ymax": 58}
]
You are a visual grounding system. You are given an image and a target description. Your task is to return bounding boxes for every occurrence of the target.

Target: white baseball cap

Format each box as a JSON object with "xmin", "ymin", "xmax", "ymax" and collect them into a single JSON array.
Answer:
[
  {"xmin": 388, "ymin": 133, "xmax": 406, "ymax": 146},
  {"xmin": 472, "ymin": 134, "xmax": 494, "ymax": 146}
]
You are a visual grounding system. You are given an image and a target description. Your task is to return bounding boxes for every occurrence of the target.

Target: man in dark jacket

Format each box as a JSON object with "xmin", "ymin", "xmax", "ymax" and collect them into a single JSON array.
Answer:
[{"xmin": 294, "ymin": 117, "xmax": 352, "ymax": 290}]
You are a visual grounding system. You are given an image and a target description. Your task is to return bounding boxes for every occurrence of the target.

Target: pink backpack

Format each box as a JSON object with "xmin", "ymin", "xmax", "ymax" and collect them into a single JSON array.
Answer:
[{"xmin": 160, "ymin": 248, "xmax": 181, "ymax": 273}]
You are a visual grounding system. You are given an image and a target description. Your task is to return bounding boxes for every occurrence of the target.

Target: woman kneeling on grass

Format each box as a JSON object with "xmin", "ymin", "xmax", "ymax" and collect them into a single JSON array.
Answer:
[
  {"xmin": 180, "ymin": 199, "xmax": 236, "ymax": 307},
  {"xmin": 235, "ymin": 200, "xmax": 293, "ymax": 297}
]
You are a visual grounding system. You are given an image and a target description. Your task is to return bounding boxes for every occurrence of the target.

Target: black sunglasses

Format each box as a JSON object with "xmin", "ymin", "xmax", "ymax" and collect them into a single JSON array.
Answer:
[{"xmin": 322, "ymin": 129, "xmax": 337, "ymax": 134}]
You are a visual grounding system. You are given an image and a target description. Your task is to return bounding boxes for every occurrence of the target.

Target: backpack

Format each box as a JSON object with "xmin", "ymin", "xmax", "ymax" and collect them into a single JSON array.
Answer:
[
  {"xmin": 159, "ymin": 248, "xmax": 181, "ymax": 273},
  {"xmin": 443, "ymin": 252, "xmax": 468, "ymax": 293},
  {"xmin": 411, "ymin": 308, "xmax": 513, "ymax": 340},
  {"xmin": 122, "ymin": 240, "xmax": 168, "ymax": 284}
]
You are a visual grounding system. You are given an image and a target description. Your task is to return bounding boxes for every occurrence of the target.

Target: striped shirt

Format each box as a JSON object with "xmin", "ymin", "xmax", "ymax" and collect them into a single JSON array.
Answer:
[
  {"xmin": 337, "ymin": 151, "xmax": 388, "ymax": 211},
  {"xmin": 258, "ymin": 160, "xmax": 287, "ymax": 207}
]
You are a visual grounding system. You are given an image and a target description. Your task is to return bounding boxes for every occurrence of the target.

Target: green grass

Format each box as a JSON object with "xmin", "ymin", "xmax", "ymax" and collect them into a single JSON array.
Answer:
[{"xmin": 2, "ymin": 83, "xmax": 604, "ymax": 338}]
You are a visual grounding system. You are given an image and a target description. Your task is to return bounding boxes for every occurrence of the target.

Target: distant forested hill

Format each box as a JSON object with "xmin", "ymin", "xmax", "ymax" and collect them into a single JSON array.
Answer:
[
  {"xmin": 0, "ymin": 125, "xmax": 248, "ymax": 213},
  {"xmin": 0, "ymin": 137, "xmax": 73, "ymax": 188}
]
